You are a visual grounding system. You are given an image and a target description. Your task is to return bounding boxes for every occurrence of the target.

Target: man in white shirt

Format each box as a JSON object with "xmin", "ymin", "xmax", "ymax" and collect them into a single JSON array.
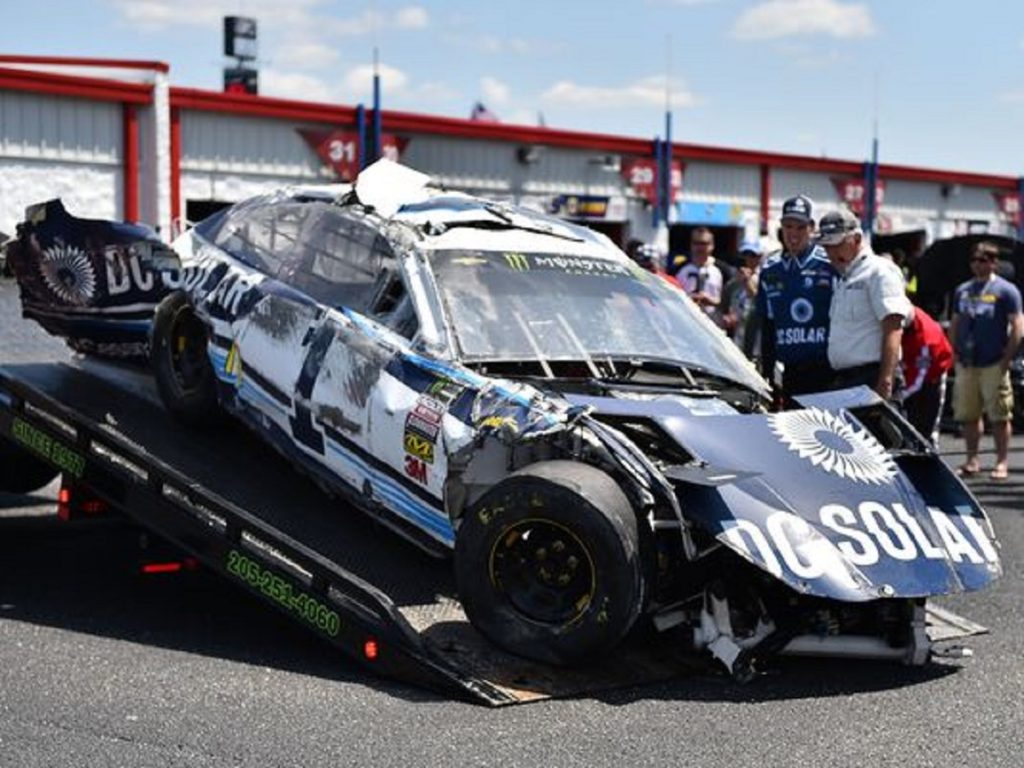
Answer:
[
  {"xmin": 818, "ymin": 209, "xmax": 912, "ymax": 400},
  {"xmin": 676, "ymin": 227, "xmax": 722, "ymax": 317}
]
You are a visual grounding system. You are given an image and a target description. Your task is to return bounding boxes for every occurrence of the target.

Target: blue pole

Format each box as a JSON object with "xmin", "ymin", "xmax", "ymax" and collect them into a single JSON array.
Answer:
[
  {"xmin": 1018, "ymin": 176, "xmax": 1024, "ymax": 242},
  {"xmin": 372, "ymin": 72, "xmax": 382, "ymax": 160},
  {"xmin": 652, "ymin": 137, "xmax": 663, "ymax": 229},
  {"xmin": 356, "ymin": 104, "xmax": 366, "ymax": 171},
  {"xmin": 664, "ymin": 111, "xmax": 673, "ymax": 228},
  {"xmin": 863, "ymin": 137, "xmax": 879, "ymax": 238}
]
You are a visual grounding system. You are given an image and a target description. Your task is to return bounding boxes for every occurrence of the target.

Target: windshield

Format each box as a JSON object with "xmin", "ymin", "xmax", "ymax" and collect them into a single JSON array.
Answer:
[{"xmin": 429, "ymin": 249, "xmax": 767, "ymax": 393}]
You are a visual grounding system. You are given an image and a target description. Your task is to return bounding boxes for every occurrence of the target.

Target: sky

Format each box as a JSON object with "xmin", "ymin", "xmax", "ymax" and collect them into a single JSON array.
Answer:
[{"xmin": 4, "ymin": 0, "xmax": 1023, "ymax": 177}]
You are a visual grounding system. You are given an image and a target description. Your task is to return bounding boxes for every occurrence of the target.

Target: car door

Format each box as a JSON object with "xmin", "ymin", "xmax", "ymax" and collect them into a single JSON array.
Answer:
[
  {"xmin": 274, "ymin": 205, "xmax": 397, "ymax": 496},
  {"xmin": 213, "ymin": 202, "xmax": 316, "ymax": 434}
]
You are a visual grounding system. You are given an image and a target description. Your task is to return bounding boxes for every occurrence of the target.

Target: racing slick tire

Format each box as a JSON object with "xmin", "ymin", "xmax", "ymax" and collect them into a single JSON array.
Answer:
[
  {"xmin": 455, "ymin": 460, "xmax": 644, "ymax": 666},
  {"xmin": 151, "ymin": 292, "xmax": 219, "ymax": 426},
  {"xmin": 0, "ymin": 436, "xmax": 59, "ymax": 494}
]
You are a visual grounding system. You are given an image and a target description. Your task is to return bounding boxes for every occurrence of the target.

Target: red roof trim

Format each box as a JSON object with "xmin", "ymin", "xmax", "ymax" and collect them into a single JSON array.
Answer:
[
  {"xmin": 171, "ymin": 87, "xmax": 357, "ymax": 125},
  {"xmin": 0, "ymin": 54, "xmax": 169, "ymax": 73},
  {"xmin": 877, "ymin": 163, "xmax": 1017, "ymax": 190},
  {"xmin": 382, "ymin": 108, "xmax": 654, "ymax": 154},
  {"xmin": 0, "ymin": 66, "xmax": 1013, "ymax": 191},
  {"xmin": 0, "ymin": 65, "xmax": 152, "ymax": 104}
]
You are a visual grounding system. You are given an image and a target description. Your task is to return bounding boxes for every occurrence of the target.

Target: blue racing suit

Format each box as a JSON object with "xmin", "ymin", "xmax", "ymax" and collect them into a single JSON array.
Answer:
[{"xmin": 754, "ymin": 245, "xmax": 836, "ymax": 394}]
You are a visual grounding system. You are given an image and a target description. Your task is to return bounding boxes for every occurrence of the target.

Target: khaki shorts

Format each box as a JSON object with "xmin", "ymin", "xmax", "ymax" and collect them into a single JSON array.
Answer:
[{"xmin": 953, "ymin": 363, "xmax": 1014, "ymax": 422}]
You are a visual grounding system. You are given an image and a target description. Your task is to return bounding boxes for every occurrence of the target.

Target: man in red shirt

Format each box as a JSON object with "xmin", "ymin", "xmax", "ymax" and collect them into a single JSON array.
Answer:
[{"xmin": 901, "ymin": 305, "xmax": 953, "ymax": 446}]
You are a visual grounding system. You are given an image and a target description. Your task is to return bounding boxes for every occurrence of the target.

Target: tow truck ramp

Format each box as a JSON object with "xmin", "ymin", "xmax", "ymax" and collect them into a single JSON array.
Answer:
[{"xmin": 0, "ymin": 362, "xmax": 713, "ymax": 705}]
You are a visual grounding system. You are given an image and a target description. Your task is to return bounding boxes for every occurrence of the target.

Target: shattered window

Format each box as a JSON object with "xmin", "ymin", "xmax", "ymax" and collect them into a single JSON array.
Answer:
[
  {"xmin": 429, "ymin": 249, "xmax": 765, "ymax": 392},
  {"xmin": 208, "ymin": 199, "xmax": 308, "ymax": 275},
  {"xmin": 285, "ymin": 204, "xmax": 388, "ymax": 312}
]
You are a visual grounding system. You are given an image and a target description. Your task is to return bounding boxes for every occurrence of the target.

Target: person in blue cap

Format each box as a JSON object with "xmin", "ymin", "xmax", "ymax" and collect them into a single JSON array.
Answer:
[{"xmin": 753, "ymin": 195, "xmax": 835, "ymax": 397}]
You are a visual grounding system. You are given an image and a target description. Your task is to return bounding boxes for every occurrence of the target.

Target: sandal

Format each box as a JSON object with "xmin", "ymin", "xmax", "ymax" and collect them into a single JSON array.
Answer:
[
  {"xmin": 989, "ymin": 467, "xmax": 1009, "ymax": 481},
  {"xmin": 957, "ymin": 463, "xmax": 980, "ymax": 477}
]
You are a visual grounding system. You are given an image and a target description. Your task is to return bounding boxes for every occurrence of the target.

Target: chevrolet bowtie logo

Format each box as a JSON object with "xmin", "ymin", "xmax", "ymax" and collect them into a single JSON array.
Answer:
[{"xmin": 504, "ymin": 253, "xmax": 529, "ymax": 271}]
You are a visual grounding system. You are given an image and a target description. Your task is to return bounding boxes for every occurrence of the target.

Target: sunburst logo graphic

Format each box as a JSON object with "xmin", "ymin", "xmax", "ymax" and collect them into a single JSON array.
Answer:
[
  {"xmin": 38, "ymin": 245, "xmax": 97, "ymax": 306},
  {"xmin": 768, "ymin": 408, "xmax": 897, "ymax": 485}
]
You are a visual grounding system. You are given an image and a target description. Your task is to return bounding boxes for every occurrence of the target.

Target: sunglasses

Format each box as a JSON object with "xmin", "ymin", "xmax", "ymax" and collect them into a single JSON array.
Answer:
[
  {"xmin": 970, "ymin": 256, "xmax": 993, "ymax": 263},
  {"xmin": 691, "ymin": 240, "xmax": 713, "ymax": 246}
]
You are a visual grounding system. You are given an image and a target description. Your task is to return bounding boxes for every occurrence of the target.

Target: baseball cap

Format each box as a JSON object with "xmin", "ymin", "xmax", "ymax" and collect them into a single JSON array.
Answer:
[
  {"xmin": 781, "ymin": 195, "xmax": 814, "ymax": 224},
  {"xmin": 739, "ymin": 238, "xmax": 763, "ymax": 256},
  {"xmin": 816, "ymin": 208, "xmax": 862, "ymax": 245}
]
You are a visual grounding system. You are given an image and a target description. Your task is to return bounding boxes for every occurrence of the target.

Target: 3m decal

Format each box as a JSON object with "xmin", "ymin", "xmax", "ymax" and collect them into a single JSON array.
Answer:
[
  {"xmin": 226, "ymin": 550, "xmax": 340, "ymax": 636},
  {"xmin": 404, "ymin": 432, "xmax": 435, "ymax": 463},
  {"xmin": 768, "ymin": 408, "xmax": 897, "ymax": 485},
  {"xmin": 404, "ymin": 455, "xmax": 429, "ymax": 484},
  {"xmin": 11, "ymin": 417, "xmax": 85, "ymax": 478}
]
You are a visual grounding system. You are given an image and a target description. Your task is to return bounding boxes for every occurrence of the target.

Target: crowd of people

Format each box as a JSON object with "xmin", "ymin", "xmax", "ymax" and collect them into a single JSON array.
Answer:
[{"xmin": 628, "ymin": 196, "xmax": 1024, "ymax": 480}]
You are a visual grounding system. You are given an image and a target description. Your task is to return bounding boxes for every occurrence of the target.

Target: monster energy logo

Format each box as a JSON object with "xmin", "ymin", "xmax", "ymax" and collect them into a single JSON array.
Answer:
[{"xmin": 504, "ymin": 253, "xmax": 530, "ymax": 271}]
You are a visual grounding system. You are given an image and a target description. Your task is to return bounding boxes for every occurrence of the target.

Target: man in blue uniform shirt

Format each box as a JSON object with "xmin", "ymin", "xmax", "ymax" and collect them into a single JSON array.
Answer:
[{"xmin": 754, "ymin": 195, "xmax": 835, "ymax": 396}]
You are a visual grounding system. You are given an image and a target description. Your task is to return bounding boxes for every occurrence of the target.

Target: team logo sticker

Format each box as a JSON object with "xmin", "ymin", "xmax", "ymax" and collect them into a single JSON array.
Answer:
[
  {"xmin": 789, "ymin": 297, "xmax": 813, "ymax": 324},
  {"xmin": 39, "ymin": 245, "xmax": 97, "ymax": 305},
  {"xmin": 403, "ymin": 431, "xmax": 435, "ymax": 463},
  {"xmin": 768, "ymin": 408, "xmax": 897, "ymax": 485}
]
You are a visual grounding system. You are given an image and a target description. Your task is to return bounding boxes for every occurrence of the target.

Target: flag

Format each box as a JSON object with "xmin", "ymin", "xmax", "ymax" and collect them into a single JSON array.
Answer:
[{"xmin": 469, "ymin": 101, "xmax": 499, "ymax": 122}]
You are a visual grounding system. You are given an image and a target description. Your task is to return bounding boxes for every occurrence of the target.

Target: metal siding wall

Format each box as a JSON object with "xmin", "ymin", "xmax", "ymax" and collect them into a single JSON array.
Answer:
[
  {"xmin": 769, "ymin": 168, "xmax": 841, "ymax": 223},
  {"xmin": 180, "ymin": 110, "xmax": 325, "ymax": 180},
  {"xmin": 0, "ymin": 90, "xmax": 119, "ymax": 162},
  {"xmin": 0, "ymin": 91, "xmax": 121, "ymax": 233},
  {"xmin": 680, "ymin": 161, "xmax": 759, "ymax": 206},
  {"xmin": 402, "ymin": 134, "xmax": 629, "ymax": 198}
]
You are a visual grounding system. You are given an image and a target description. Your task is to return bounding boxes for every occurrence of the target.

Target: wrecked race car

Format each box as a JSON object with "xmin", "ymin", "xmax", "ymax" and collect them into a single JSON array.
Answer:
[{"xmin": 6, "ymin": 160, "xmax": 1001, "ymax": 677}]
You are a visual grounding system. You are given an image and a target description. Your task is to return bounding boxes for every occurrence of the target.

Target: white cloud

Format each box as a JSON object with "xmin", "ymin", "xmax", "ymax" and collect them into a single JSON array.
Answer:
[
  {"xmin": 480, "ymin": 76, "xmax": 510, "ymax": 106},
  {"xmin": 774, "ymin": 42, "xmax": 846, "ymax": 67},
  {"xmin": 259, "ymin": 69, "xmax": 337, "ymax": 103},
  {"xmin": 111, "ymin": 1, "xmax": 428, "ymax": 36},
  {"xmin": 111, "ymin": 0, "xmax": 324, "ymax": 31},
  {"xmin": 273, "ymin": 42, "xmax": 340, "ymax": 70},
  {"xmin": 733, "ymin": 0, "xmax": 875, "ymax": 40},
  {"xmin": 474, "ymin": 36, "xmax": 535, "ymax": 55},
  {"xmin": 395, "ymin": 7, "xmax": 429, "ymax": 28},
  {"xmin": 540, "ymin": 75, "xmax": 695, "ymax": 109},
  {"xmin": 326, "ymin": 6, "xmax": 430, "ymax": 36},
  {"xmin": 344, "ymin": 63, "xmax": 409, "ymax": 101},
  {"xmin": 445, "ymin": 32, "xmax": 562, "ymax": 57}
]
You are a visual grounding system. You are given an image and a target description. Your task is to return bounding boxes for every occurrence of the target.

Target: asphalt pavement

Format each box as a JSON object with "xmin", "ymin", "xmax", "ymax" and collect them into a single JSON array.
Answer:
[{"xmin": 2, "ymin": 277, "xmax": 1022, "ymax": 767}]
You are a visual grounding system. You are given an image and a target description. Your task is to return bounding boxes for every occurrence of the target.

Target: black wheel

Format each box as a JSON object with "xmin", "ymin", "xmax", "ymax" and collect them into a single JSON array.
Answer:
[
  {"xmin": 455, "ymin": 460, "xmax": 644, "ymax": 666},
  {"xmin": 0, "ymin": 437, "xmax": 59, "ymax": 494},
  {"xmin": 151, "ymin": 292, "xmax": 218, "ymax": 426}
]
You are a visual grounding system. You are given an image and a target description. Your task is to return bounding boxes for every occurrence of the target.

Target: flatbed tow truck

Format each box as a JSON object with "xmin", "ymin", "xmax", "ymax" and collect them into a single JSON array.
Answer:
[{"xmin": 1, "ymin": 357, "xmax": 718, "ymax": 705}]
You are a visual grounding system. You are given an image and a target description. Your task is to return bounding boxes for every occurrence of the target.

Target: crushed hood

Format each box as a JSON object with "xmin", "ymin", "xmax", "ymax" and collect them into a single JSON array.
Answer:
[{"xmin": 570, "ymin": 392, "xmax": 1001, "ymax": 601}]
